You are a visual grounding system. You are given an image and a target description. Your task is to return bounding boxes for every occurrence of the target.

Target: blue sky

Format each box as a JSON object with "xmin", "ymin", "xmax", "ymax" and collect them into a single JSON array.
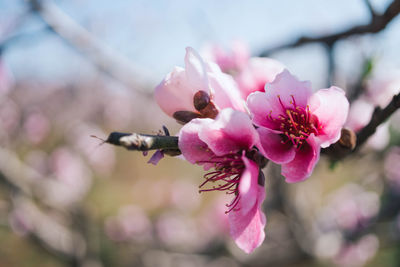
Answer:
[{"xmin": 1, "ymin": 0, "xmax": 399, "ymax": 90}]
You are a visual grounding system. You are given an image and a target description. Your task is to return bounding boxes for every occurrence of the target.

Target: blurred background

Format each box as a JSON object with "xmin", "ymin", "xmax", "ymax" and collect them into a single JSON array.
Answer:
[{"xmin": 1, "ymin": 0, "xmax": 400, "ymax": 266}]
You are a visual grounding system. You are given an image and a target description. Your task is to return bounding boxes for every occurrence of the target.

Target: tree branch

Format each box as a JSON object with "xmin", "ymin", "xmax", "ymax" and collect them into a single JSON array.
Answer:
[
  {"xmin": 356, "ymin": 92, "xmax": 400, "ymax": 148},
  {"xmin": 363, "ymin": 0, "xmax": 377, "ymax": 18},
  {"xmin": 259, "ymin": 0, "xmax": 400, "ymax": 56},
  {"xmin": 322, "ymin": 92, "xmax": 400, "ymax": 159},
  {"xmin": 105, "ymin": 132, "xmax": 179, "ymax": 152}
]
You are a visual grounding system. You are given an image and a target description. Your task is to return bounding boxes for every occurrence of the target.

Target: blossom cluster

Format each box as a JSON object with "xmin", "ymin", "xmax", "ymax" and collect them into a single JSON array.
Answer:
[{"xmin": 154, "ymin": 46, "xmax": 349, "ymax": 253}]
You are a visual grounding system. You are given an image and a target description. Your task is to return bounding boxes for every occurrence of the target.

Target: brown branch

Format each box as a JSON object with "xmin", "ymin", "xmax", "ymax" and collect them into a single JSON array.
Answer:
[
  {"xmin": 259, "ymin": 0, "xmax": 400, "ymax": 56},
  {"xmin": 28, "ymin": 0, "xmax": 153, "ymax": 94},
  {"xmin": 356, "ymin": 92, "xmax": 400, "ymax": 147},
  {"xmin": 323, "ymin": 92, "xmax": 400, "ymax": 159},
  {"xmin": 363, "ymin": 0, "xmax": 377, "ymax": 18}
]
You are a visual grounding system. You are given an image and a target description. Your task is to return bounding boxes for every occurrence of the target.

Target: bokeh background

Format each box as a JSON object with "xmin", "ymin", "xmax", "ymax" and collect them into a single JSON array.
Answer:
[{"xmin": 1, "ymin": 0, "xmax": 400, "ymax": 266}]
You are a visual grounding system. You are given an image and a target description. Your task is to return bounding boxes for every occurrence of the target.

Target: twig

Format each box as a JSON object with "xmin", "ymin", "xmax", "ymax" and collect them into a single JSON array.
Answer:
[
  {"xmin": 356, "ymin": 92, "xmax": 400, "ymax": 148},
  {"xmin": 363, "ymin": 0, "xmax": 377, "ymax": 18},
  {"xmin": 322, "ymin": 92, "xmax": 400, "ymax": 159},
  {"xmin": 105, "ymin": 132, "xmax": 179, "ymax": 152},
  {"xmin": 259, "ymin": 0, "xmax": 400, "ymax": 56},
  {"xmin": 28, "ymin": 0, "xmax": 153, "ymax": 94}
]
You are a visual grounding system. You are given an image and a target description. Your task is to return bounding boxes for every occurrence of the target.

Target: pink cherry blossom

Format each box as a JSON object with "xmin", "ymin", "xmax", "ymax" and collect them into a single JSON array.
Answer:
[
  {"xmin": 178, "ymin": 108, "xmax": 266, "ymax": 253},
  {"xmin": 365, "ymin": 71, "xmax": 400, "ymax": 107},
  {"xmin": 247, "ymin": 70, "xmax": 349, "ymax": 183},
  {"xmin": 202, "ymin": 41, "xmax": 250, "ymax": 74},
  {"xmin": 345, "ymin": 98, "xmax": 390, "ymax": 150},
  {"xmin": 235, "ymin": 57, "xmax": 285, "ymax": 98},
  {"xmin": 154, "ymin": 47, "xmax": 244, "ymax": 123},
  {"xmin": 202, "ymin": 42, "xmax": 285, "ymax": 99}
]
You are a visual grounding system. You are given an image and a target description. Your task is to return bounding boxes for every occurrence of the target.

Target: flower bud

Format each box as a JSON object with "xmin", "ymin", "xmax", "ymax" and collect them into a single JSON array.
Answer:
[
  {"xmin": 193, "ymin": 90, "xmax": 210, "ymax": 111},
  {"xmin": 173, "ymin": 111, "xmax": 202, "ymax": 124}
]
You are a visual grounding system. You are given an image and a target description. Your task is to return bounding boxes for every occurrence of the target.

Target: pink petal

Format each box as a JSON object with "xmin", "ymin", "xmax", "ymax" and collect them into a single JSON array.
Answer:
[
  {"xmin": 202, "ymin": 41, "xmax": 250, "ymax": 73},
  {"xmin": 154, "ymin": 67, "xmax": 198, "ymax": 117},
  {"xmin": 229, "ymin": 203, "xmax": 266, "ymax": 254},
  {"xmin": 281, "ymin": 134, "xmax": 321, "ymax": 183},
  {"xmin": 236, "ymin": 57, "xmax": 285, "ymax": 98},
  {"xmin": 257, "ymin": 127, "xmax": 296, "ymax": 164},
  {"xmin": 309, "ymin": 86, "xmax": 349, "ymax": 148},
  {"xmin": 247, "ymin": 91, "xmax": 283, "ymax": 130},
  {"xmin": 147, "ymin": 150, "xmax": 164, "ymax": 165},
  {"xmin": 267, "ymin": 69, "xmax": 312, "ymax": 108},
  {"xmin": 198, "ymin": 109, "xmax": 259, "ymax": 156},
  {"xmin": 178, "ymin": 118, "xmax": 215, "ymax": 170},
  {"xmin": 248, "ymin": 69, "xmax": 312, "ymax": 122},
  {"xmin": 237, "ymin": 155, "xmax": 260, "ymax": 215},
  {"xmin": 184, "ymin": 47, "xmax": 210, "ymax": 93},
  {"xmin": 345, "ymin": 98, "xmax": 374, "ymax": 132},
  {"xmin": 208, "ymin": 70, "xmax": 246, "ymax": 112},
  {"xmin": 228, "ymin": 157, "xmax": 266, "ymax": 254}
]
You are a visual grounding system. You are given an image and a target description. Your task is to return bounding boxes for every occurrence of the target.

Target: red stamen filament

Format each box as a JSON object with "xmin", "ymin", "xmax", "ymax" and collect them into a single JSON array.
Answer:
[
  {"xmin": 267, "ymin": 95, "xmax": 319, "ymax": 148},
  {"xmin": 197, "ymin": 153, "xmax": 245, "ymax": 213}
]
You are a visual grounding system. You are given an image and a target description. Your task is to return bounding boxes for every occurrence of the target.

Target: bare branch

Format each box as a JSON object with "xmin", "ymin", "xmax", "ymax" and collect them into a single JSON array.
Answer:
[
  {"xmin": 28, "ymin": 0, "xmax": 153, "ymax": 94},
  {"xmin": 363, "ymin": 0, "xmax": 377, "ymax": 18},
  {"xmin": 322, "ymin": 92, "xmax": 400, "ymax": 159},
  {"xmin": 259, "ymin": 0, "xmax": 400, "ymax": 56},
  {"xmin": 356, "ymin": 92, "xmax": 400, "ymax": 148},
  {"xmin": 105, "ymin": 132, "xmax": 179, "ymax": 152}
]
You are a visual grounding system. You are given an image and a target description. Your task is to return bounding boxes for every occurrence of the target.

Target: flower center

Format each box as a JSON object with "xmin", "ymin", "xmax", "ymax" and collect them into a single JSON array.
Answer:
[
  {"xmin": 197, "ymin": 152, "xmax": 245, "ymax": 213},
  {"xmin": 269, "ymin": 95, "xmax": 319, "ymax": 148}
]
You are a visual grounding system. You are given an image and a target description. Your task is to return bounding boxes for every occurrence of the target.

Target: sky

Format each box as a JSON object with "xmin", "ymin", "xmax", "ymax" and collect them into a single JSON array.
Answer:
[{"xmin": 0, "ymin": 0, "xmax": 399, "ymax": 90}]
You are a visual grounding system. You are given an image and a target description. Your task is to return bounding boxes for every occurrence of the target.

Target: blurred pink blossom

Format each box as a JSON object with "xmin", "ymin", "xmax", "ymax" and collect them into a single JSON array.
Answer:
[
  {"xmin": 23, "ymin": 110, "xmax": 51, "ymax": 145},
  {"xmin": 319, "ymin": 184, "xmax": 380, "ymax": 232},
  {"xmin": 236, "ymin": 57, "xmax": 285, "ymax": 98},
  {"xmin": 105, "ymin": 205, "xmax": 152, "ymax": 242},
  {"xmin": 247, "ymin": 70, "xmax": 349, "ymax": 182},
  {"xmin": 202, "ymin": 42, "xmax": 285, "ymax": 99},
  {"xmin": 179, "ymin": 108, "xmax": 266, "ymax": 253},
  {"xmin": 155, "ymin": 211, "xmax": 201, "ymax": 251},
  {"xmin": 70, "ymin": 124, "xmax": 116, "ymax": 175},
  {"xmin": 345, "ymin": 98, "xmax": 390, "ymax": 150},
  {"xmin": 202, "ymin": 41, "xmax": 250, "ymax": 74},
  {"xmin": 366, "ymin": 71, "xmax": 400, "ymax": 107},
  {"xmin": 334, "ymin": 234, "xmax": 379, "ymax": 267},
  {"xmin": 169, "ymin": 180, "xmax": 201, "ymax": 211},
  {"xmin": 43, "ymin": 147, "xmax": 92, "ymax": 208},
  {"xmin": 198, "ymin": 195, "xmax": 230, "ymax": 239},
  {"xmin": 345, "ymin": 99, "xmax": 374, "ymax": 132},
  {"xmin": 155, "ymin": 47, "xmax": 244, "ymax": 121}
]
